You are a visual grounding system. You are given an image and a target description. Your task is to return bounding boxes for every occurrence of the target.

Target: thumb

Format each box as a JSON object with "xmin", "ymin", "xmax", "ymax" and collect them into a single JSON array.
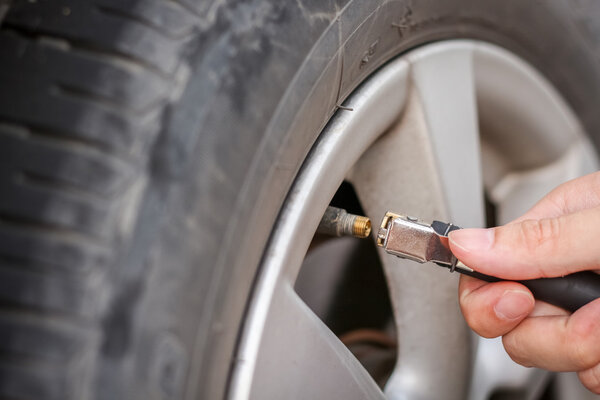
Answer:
[{"xmin": 449, "ymin": 206, "xmax": 600, "ymax": 280}]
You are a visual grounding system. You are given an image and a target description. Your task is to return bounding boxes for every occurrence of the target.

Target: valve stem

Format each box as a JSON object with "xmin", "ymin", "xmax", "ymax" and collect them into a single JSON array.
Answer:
[{"xmin": 316, "ymin": 206, "xmax": 371, "ymax": 239}]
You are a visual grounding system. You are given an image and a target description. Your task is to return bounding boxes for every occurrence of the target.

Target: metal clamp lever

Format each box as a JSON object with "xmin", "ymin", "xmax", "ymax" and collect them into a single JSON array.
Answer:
[
  {"xmin": 376, "ymin": 212, "xmax": 600, "ymax": 312},
  {"xmin": 376, "ymin": 212, "xmax": 472, "ymax": 273}
]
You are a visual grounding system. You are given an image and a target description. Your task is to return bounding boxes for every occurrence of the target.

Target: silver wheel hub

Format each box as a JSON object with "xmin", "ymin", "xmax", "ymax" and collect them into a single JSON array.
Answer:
[{"xmin": 229, "ymin": 40, "xmax": 598, "ymax": 400}]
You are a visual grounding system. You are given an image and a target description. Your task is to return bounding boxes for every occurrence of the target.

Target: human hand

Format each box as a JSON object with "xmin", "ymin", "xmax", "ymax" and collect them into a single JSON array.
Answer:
[{"xmin": 449, "ymin": 172, "xmax": 600, "ymax": 393}]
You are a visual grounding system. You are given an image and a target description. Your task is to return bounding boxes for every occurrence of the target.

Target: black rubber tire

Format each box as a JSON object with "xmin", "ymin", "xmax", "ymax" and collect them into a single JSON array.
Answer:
[{"xmin": 0, "ymin": 1, "xmax": 599, "ymax": 399}]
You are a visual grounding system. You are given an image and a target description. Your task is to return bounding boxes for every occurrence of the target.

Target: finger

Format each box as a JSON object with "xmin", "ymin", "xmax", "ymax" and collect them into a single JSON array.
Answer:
[
  {"xmin": 515, "ymin": 171, "xmax": 600, "ymax": 222},
  {"xmin": 579, "ymin": 362, "xmax": 600, "ymax": 394},
  {"xmin": 529, "ymin": 300, "xmax": 570, "ymax": 318},
  {"xmin": 459, "ymin": 275, "xmax": 534, "ymax": 338},
  {"xmin": 449, "ymin": 206, "xmax": 600, "ymax": 279},
  {"xmin": 502, "ymin": 298, "xmax": 600, "ymax": 371}
]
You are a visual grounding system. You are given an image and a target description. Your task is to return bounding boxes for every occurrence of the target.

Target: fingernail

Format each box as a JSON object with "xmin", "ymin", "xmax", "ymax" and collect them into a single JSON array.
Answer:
[
  {"xmin": 449, "ymin": 228, "xmax": 495, "ymax": 252},
  {"xmin": 494, "ymin": 290, "xmax": 534, "ymax": 320}
]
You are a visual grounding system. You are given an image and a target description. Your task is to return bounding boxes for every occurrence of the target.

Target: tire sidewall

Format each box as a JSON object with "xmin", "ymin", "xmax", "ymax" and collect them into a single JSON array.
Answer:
[{"xmin": 108, "ymin": 1, "xmax": 600, "ymax": 398}]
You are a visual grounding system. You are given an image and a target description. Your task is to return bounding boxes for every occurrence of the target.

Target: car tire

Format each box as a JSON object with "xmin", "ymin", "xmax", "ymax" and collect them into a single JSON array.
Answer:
[{"xmin": 0, "ymin": 1, "xmax": 599, "ymax": 399}]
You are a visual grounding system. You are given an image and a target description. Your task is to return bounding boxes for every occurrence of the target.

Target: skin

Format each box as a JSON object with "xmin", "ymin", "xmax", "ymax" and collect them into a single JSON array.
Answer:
[{"xmin": 449, "ymin": 171, "xmax": 600, "ymax": 394}]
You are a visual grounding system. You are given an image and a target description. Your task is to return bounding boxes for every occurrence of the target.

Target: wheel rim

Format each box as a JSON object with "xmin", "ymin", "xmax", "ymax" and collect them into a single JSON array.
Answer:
[{"xmin": 229, "ymin": 40, "xmax": 598, "ymax": 400}]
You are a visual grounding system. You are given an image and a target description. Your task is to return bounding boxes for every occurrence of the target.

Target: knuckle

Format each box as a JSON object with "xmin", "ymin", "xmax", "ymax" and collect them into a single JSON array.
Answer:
[
  {"xmin": 579, "ymin": 364, "xmax": 600, "ymax": 394},
  {"xmin": 570, "ymin": 343, "xmax": 596, "ymax": 370},
  {"xmin": 502, "ymin": 333, "xmax": 533, "ymax": 367},
  {"xmin": 567, "ymin": 321, "xmax": 600, "ymax": 369},
  {"xmin": 518, "ymin": 218, "xmax": 561, "ymax": 254}
]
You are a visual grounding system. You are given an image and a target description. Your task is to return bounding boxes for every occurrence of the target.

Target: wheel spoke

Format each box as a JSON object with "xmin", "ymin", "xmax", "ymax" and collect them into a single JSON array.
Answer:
[
  {"xmin": 473, "ymin": 43, "xmax": 599, "ymax": 224},
  {"xmin": 349, "ymin": 110, "xmax": 473, "ymax": 399},
  {"xmin": 246, "ymin": 284, "xmax": 385, "ymax": 400},
  {"xmin": 347, "ymin": 43, "xmax": 484, "ymax": 400},
  {"xmin": 487, "ymin": 133, "xmax": 598, "ymax": 224},
  {"xmin": 408, "ymin": 41, "xmax": 485, "ymax": 227}
]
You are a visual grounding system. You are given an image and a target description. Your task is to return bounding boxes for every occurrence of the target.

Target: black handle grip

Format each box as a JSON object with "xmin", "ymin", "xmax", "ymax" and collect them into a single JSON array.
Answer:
[
  {"xmin": 460, "ymin": 270, "xmax": 600, "ymax": 313},
  {"xmin": 433, "ymin": 221, "xmax": 600, "ymax": 313}
]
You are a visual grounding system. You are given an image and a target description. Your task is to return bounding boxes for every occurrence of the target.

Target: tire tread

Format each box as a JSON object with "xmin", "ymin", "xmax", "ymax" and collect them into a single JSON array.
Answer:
[{"xmin": 0, "ymin": 0, "xmax": 195, "ymax": 398}]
